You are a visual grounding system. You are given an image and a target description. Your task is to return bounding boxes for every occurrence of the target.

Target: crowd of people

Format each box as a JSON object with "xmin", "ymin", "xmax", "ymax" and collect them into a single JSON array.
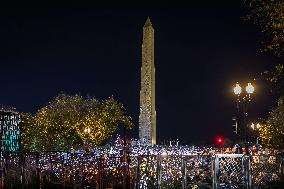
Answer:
[
  {"xmin": 2, "ymin": 137, "xmax": 283, "ymax": 189},
  {"xmin": 197, "ymin": 144, "xmax": 281, "ymax": 156}
]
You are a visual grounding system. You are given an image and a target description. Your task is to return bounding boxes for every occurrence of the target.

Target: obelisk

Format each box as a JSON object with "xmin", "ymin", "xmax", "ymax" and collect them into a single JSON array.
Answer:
[{"xmin": 139, "ymin": 18, "xmax": 156, "ymax": 145}]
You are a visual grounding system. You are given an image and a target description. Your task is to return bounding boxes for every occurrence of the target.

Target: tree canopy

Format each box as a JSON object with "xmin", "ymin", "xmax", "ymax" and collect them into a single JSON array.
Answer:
[
  {"xmin": 262, "ymin": 64, "xmax": 284, "ymax": 96},
  {"xmin": 246, "ymin": 0, "xmax": 284, "ymax": 56},
  {"xmin": 259, "ymin": 96, "xmax": 284, "ymax": 149},
  {"xmin": 21, "ymin": 93, "xmax": 134, "ymax": 152}
]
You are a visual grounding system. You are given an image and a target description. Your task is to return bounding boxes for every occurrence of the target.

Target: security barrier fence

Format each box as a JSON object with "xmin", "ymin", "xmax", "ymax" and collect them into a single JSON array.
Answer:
[{"xmin": 0, "ymin": 150, "xmax": 283, "ymax": 189}]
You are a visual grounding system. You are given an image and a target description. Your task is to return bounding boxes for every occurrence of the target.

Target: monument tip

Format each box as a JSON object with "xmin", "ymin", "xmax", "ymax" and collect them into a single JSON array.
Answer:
[{"xmin": 144, "ymin": 17, "xmax": 152, "ymax": 27}]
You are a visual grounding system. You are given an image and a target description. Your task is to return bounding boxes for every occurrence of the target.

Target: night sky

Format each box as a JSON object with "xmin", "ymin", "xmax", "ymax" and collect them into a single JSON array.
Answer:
[{"xmin": 1, "ymin": 2, "xmax": 283, "ymax": 145}]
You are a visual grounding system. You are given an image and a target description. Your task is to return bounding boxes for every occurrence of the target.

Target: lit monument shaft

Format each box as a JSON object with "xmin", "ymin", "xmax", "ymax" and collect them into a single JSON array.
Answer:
[{"xmin": 139, "ymin": 18, "xmax": 156, "ymax": 145}]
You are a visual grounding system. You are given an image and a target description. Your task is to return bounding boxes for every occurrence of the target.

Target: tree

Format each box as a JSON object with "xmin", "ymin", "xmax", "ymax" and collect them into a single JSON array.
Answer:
[
  {"xmin": 21, "ymin": 93, "xmax": 134, "ymax": 151},
  {"xmin": 245, "ymin": 0, "xmax": 284, "ymax": 56},
  {"xmin": 258, "ymin": 96, "xmax": 284, "ymax": 149},
  {"xmin": 245, "ymin": 1, "xmax": 284, "ymax": 149},
  {"xmin": 262, "ymin": 64, "xmax": 284, "ymax": 96}
]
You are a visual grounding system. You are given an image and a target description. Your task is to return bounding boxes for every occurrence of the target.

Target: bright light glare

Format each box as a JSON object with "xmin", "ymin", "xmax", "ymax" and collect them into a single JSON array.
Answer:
[
  {"xmin": 246, "ymin": 83, "xmax": 254, "ymax": 94},
  {"xmin": 256, "ymin": 123, "xmax": 261, "ymax": 129},
  {"xmin": 217, "ymin": 137, "xmax": 223, "ymax": 144},
  {"xmin": 251, "ymin": 123, "xmax": 255, "ymax": 129},
  {"xmin": 161, "ymin": 151, "xmax": 168, "ymax": 157},
  {"xmin": 84, "ymin": 127, "xmax": 91, "ymax": 134},
  {"xmin": 233, "ymin": 83, "xmax": 242, "ymax": 95}
]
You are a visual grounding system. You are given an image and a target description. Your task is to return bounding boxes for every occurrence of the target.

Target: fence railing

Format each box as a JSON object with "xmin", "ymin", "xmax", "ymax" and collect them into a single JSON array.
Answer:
[{"xmin": 0, "ymin": 151, "xmax": 283, "ymax": 189}]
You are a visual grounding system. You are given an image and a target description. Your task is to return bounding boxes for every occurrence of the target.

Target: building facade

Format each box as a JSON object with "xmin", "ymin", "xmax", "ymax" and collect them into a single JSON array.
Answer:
[{"xmin": 0, "ymin": 109, "xmax": 21, "ymax": 152}]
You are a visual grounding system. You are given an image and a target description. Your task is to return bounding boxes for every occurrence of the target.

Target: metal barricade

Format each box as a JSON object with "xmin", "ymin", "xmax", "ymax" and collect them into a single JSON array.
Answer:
[
  {"xmin": 213, "ymin": 154, "xmax": 248, "ymax": 189},
  {"xmin": 251, "ymin": 155, "xmax": 283, "ymax": 187},
  {"xmin": 0, "ymin": 151, "xmax": 283, "ymax": 189},
  {"xmin": 159, "ymin": 155, "xmax": 183, "ymax": 189},
  {"xmin": 185, "ymin": 155, "xmax": 212, "ymax": 189},
  {"xmin": 138, "ymin": 155, "xmax": 158, "ymax": 189}
]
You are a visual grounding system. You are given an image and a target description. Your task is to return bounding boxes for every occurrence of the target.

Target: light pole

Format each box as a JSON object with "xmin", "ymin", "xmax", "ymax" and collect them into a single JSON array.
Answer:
[
  {"xmin": 250, "ymin": 122, "xmax": 261, "ymax": 144},
  {"xmin": 84, "ymin": 127, "xmax": 91, "ymax": 152},
  {"xmin": 233, "ymin": 82, "xmax": 254, "ymax": 144}
]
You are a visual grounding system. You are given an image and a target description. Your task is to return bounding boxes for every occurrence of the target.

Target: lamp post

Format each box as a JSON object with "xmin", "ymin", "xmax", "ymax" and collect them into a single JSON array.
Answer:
[
  {"xmin": 250, "ymin": 123, "xmax": 261, "ymax": 144},
  {"xmin": 84, "ymin": 127, "xmax": 91, "ymax": 152},
  {"xmin": 233, "ymin": 82, "xmax": 254, "ymax": 144}
]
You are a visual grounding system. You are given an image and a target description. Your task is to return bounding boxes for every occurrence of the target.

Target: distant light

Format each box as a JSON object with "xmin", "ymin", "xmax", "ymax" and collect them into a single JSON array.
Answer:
[
  {"xmin": 251, "ymin": 122, "xmax": 261, "ymax": 130},
  {"xmin": 216, "ymin": 137, "xmax": 223, "ymax": 144},
  {"xmin": 161, "ymin": 151, "xmax": 168, "ymax": 157},
  {"xmin": 251, "ymin": 123, "xmax": 255, "ymax": 129},
  {"xmin": 246, "ymin": 83, "xmax": 254, "ymax": 94},
  {"xmin": 84, "ymin": 127, "xmax": 91, "ymax": 134},
  {"xmin": 233, "ymin": 83, "xmax": 242, "ymax": 95}
]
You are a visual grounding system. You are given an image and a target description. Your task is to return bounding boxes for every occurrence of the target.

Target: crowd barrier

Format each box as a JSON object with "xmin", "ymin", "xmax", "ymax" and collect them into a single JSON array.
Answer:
[{"xmin": 0, "ymin": 148, "xmax": 283, "ymax": 189}]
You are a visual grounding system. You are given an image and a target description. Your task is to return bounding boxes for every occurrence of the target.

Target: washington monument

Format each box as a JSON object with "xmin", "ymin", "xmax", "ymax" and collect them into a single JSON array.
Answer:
[{"xmin": 139, "ymin": 18, "xmax": 156, "ymax": 145}]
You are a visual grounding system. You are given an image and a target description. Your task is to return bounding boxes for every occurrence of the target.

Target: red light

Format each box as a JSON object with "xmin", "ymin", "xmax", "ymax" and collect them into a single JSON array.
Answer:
[{"xmin": 216, "ymin": 137, "xmax": 223, "ymax": 144}]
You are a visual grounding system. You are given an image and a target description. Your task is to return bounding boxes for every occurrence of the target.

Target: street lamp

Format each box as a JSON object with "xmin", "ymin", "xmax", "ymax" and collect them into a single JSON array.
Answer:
[
  {"xmin": 233, "ymin": 82, "xmax": 255, "ymax": 143},
  {"xmin": 250, "ymin": 123, "xmax": 261, "ymax": 130},
  {"xmin": 84, "ymin": 127, "xmax": 91, "ymax": 152},
  {"xmin": 233, "ymin": 82, "xmax": 254, "ymax": 98},
  {"xmin": 250, "ymin": 122, "xmax": 261, "ymax": 144}
]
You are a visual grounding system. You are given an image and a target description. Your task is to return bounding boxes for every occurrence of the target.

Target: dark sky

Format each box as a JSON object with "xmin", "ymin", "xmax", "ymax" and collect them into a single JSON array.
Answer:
[{"xmin": 0, "ymin": 2, "xmax": 283, "ymax": 144}]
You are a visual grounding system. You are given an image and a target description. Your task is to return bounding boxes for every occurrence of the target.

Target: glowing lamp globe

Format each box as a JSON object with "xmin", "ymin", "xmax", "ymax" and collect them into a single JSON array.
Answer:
[
  {"xmin": 233, "ymin": 83, "xmax": 242, "ymax": 95},
  {"xmin": 246, "ymin": 83, "xmax": 254, "ymax": 94}
]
